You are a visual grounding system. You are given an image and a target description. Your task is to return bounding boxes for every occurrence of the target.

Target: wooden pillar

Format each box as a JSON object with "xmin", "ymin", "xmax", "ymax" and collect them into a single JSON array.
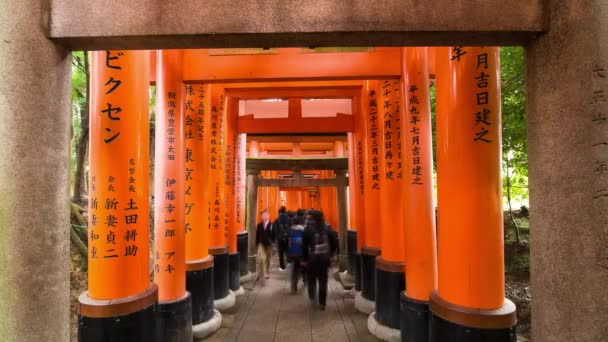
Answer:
[
  {"xmin": 352, "ymin": 91, "xmax": 368, "ymax": 292},
  {"xmin": 336, "ymin": 169, "xmax": 349, "ymax": 272},
  {"xmin": 207, "ymin": 85, "xmax": 231, "ymax": 303},
  {"xmin": 225, "ymin": 97, "xmax": 241, "ymax": 292},
  {"xmin": 79, "ymin": 50, "xmax": 156, "ymax": 340},
  {"xmin": 153, "ymin": 49, "xmax": 192, "ymax": 340},
  {"xmin": 347, "ymin": 134, "xmax": 357, "ymax": 231},
  {"xmin": 431, "ymin": 46, "xmax": 516, "ymax": 341},
  {"xmin": 246, "ymin": 171, "xmax": 259, "ymax": 273},
  {"xmin": 372, "ymin": 79, "xmax": 405, "ymax": 333},
  {"xmin": 235, "ymin": 133, "xmax": 249, "ymax": 277},
  {"xmin": 359, "ymin": 80, "xmax": 382, "ymax": 305},
  {"xmin": 184, "ymin": 83, "xmax": 217, "ymax": 330},
  {"xmin": 400, "ymin": 47, "xmax": 438, "ymax": 342}
]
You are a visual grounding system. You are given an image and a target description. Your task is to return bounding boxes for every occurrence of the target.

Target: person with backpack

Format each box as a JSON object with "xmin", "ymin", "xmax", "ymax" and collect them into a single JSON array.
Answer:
[
  {"xmin": 287, "ymin": 215, "xmax": 306, "ymax": 293},
  {"xmin": 274, "ymin": 206, "xmax": 291, "ymax": 271},
  {"xmin": 302, "ymin": 210, "xmax": 338, "ymax": 310}
]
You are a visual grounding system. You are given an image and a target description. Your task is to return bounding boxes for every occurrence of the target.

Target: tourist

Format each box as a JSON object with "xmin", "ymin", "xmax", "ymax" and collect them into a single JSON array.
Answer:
[
  {"xmin": 274, "ymin": 206, "xmax": 291, "ymax": 271},
  {"xmin": 302, "ymin": 210, "xmax": 338, "ymax": 310},
  {"xmin": 287, "ymin": 215, "xmax": 306, "ymax": 293},
  {"xmin": 256, "ymin": 209, "xmax": 274, "ymax": 285}
]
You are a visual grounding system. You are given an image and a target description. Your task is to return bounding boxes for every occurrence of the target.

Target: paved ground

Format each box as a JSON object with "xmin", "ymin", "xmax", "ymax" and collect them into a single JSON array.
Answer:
[{"xmin": 202, "ymin": 257, "xmax": 381, "ymax": 342}]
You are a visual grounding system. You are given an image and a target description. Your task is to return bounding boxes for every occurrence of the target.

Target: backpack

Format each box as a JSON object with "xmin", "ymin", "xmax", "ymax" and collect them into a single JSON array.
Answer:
[
  {"xmin": 288, "ymin": 228, "xmax": 304, "ymax": 256},
  {"xmin": 309, "ymin": 227, "xmax": 330, "ymax": 263}
]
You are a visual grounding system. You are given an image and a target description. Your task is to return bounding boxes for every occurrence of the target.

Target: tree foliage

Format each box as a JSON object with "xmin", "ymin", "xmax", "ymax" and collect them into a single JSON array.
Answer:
[{"xmin": 500, "ymin": 47, "xmax": 528, "ymax": 206}]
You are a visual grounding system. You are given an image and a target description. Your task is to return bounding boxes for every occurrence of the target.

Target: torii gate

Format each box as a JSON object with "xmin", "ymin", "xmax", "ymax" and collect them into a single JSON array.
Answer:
[{"xmin": 244, "ymin": 158, "xmax": 350, "ymax": 272}]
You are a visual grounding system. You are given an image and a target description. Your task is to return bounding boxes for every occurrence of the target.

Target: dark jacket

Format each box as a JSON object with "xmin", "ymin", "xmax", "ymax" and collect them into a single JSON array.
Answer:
[
  {"xmin": 256, "ymin": 221, "xmax": 274, "ymax": 247},
  {"xmin": 302, "ymin": 222, "xmax": 338, "ymax": 271},
  {"xmin": 274, "ymin": 212, "xmax": 291, "ymax": 242}
]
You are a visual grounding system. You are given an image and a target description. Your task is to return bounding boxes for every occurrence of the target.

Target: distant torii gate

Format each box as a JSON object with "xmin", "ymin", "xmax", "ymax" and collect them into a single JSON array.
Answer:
[{"xmin": 245, "ymin": 158, "xmax": 349, "ymax": 272}]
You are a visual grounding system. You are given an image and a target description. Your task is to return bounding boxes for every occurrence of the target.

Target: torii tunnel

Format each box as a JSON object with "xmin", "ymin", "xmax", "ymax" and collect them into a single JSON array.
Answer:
[{"xmin": 75, "ymin": 47, "xmax": 517, "ymax": 342}]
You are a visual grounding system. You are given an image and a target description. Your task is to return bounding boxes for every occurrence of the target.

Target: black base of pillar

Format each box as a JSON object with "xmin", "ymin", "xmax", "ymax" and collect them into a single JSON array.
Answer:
[
  {"xmin": 347, "ymin": 230, "xmax": 357, "ymax": 274},
  {"xmin": 210, "ymin": 248, "xmax": 229, "ymax": 300},
  {"xmin": 155, "ymin": 292, "xmax": 193, "ymax": 342},
  {"xmin": 400, "ymin": 292, "xmax": 429, "ymax": 342},
  {"xmin": 78, "ymin": 305, "xmax": 156, "ymax": 342},
  {"xmin": 77, "ymin": 285, "xmax": 158, "ymax": 342},
  {"xmin": 429, "ymin": 291, "xmax": 518, "ymax": 342},
  {"xmin": 354, "ymin": 253, "xmax": 362, "ymax": 291},
  {"xmin": 361, "ymin": 246, "xmax": 380, "ymax": 301},
  {"xmin": 229, "ymin": 252, "xmax": 240, "ymax": 291},
  {"xmin": 237, "ymin": 231, "xmax": 249, "ymax": 276},
  {"xmin": 429, "ymin": 313, "xmax": 517, "ymax": 342},
  {"xmin": 186, "ymin": 257, "xmax": 215, "ymax": 325},
  {"xmin": 374, "ymin": 259, "xmax": 405, "ymax": 329}
]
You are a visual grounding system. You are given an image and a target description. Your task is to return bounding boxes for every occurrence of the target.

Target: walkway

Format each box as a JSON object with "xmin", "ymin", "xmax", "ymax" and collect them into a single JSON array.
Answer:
[{"xmin": 203, "ymin": 257, "xmax": 381, "ymax": 342}]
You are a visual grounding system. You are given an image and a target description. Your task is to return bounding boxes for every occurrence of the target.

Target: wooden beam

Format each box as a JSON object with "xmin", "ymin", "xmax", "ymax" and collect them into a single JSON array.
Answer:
[
  {"xmin": 246, "ymin": 135, "xmax": 347, "ymax": 143},
  {"xmin": 258, "ymin": 178, "xmax": 345, "ymax": 188},
  {"xmin": 238, "ymin": 114, "xmax": 353, "ymax": 134},
  {"xmin": 246, "ymin": 158, "xmax": 348, "ymax": 172},
  {"xmin": 226, "ymin": 86, "xmax": 361, "ymax": 100}
]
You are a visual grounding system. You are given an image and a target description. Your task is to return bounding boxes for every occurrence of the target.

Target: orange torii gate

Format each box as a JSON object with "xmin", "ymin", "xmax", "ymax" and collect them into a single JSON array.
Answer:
[{"xmin": 245, "ymin": 158, "xmax": 350, "ymax": 272}]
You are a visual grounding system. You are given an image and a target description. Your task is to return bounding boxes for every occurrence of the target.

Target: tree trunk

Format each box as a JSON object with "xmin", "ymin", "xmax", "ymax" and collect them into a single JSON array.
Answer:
[
  {"xmin": 70, "ymin": 224, "xmax": 88, "ymax": 260},
  {"xmin": 73, "ymin": 51, "xmax": 90, "ymax": 203},
  {"xmin": 505, "ymin": 154, "xmax": 521, "ymax": 243}
]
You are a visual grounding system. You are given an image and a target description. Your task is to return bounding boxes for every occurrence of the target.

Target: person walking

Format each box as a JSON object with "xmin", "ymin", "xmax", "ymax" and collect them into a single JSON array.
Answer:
[
  {"xmin": 302, "ymin": 210, "xmax": 338, "ymax": 310},
  {"xmin": 256, "ymin": 209, "xmax": 274, "ymax": 285},
  {"xmin": 287, "ymin": 215, "xmax": 306, "ymax": 293},
  {"xmin": 274, "ymin": 206, "xmax": 290, "ymax": 271}
]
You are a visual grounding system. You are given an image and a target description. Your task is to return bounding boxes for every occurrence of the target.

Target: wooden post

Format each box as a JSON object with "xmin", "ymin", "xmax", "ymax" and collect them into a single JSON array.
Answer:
[
  {"xmin": 184, "ymin": 83, "xmax": 218, "ymax": 332},
  {"xmin": 246, "ymin": 171, "xmax": 259, "ymax": 273},
  {"xmin": 336, "ymin": 169, "xmax": 349, "ymax": 271},
  {"xmin": 400, "ymin": 47, "xmax": 438, "ymax": 342},
  {"xmin": 153, "ymin": 49, "xmax": 192, "ymax": 341},
  {"xmin": 430, "ymin": 46, "xmax": 516, "ymax": 341},
  {"xmin": 372, "ymin": 79, "xmax": 405, "ymax": 334},
  {"xmin": 79, "ymin": 50, "xmax": 157, "ymax": 341}
]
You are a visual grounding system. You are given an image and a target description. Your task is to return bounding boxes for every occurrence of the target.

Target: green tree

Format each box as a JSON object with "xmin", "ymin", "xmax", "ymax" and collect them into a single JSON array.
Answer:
[
  {"xmin": 71, "ymin": 51, "xmax": 90, "ymax": 203},
  {"xmin": 501, "ymin": 46, "xmax": 527, "ymax": 242}
]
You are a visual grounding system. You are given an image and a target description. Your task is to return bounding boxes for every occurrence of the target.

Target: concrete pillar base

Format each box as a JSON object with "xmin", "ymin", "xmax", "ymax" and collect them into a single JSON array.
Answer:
[
  {"xmin": 368, "ymin": 312, "xmax": 400, "ymax": 342},
  {"xmin": 355, "ymin": 291, "xmax": 375, "ymax": 315},
  {"xmin": 338, "ymin": 254, "xmax": 349, "ymax": 272},
  {"xmin": 339, "ymin": 270, "xmax": 355, "ymax": 290},
  {"xmin": 192, "ymin": 309, "xmax": 222, "ymax": 339},
  {"xmin": 155, "ymin": 292, "xmax": 193, "ymax": 342},
  {"xmin": 214, "ymin": 290, "xmax": 236, "ymax": 312},
  {"xmin": 248, "ymin": 255, "xmax": 258, "ymax": 273},
  {"xmin": 240, "ymin": 271, "xmax": 257, "ymax": 283},
  {"xmin": 234, "ymin": 286, "xmax": 246, "ymax": 296}
]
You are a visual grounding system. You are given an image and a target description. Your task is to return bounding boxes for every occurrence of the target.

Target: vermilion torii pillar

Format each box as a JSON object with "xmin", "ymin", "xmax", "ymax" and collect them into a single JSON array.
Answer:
[
  {"xmin": 153, "ymin": 49, "xmax": 192, "ymax": 341},
  {"xmin": 225, "ymin": 97, "xmax": 244, "ymax": 295},
  {"xmin": 207, "ymin": 85, "xmax": 236, "ymax": 311},
  {"xmin": 369, "ymin": 79, "xmax": 406, "ymax": 339},
  {"xmin": 78, "ymin": 50, "xmax": 157, "ymax": 341},
  {"xmin": 355, "ymin": 80, "xmax": 382, "ymax": 315},
  {"xmin": 352, "ymin": 91, "xmax": 368, "ymax": 293},
  {"xmin": 235, "ymin": 133, "xmax": 250, "ymax": 280},
  {"xmin": 400, "ymin": 47, "xmax": 438, "ymax": 342},
  {"xmin": 183, "ymin": 83, "xmax": 222, "ymax": 338},
  {"xmin": 431, "ymin": 47, "xmax": 517, "ymax": 341},
  {"xmin": 346, "ymin": 132, "xmax": 359, "ymax": 284}
]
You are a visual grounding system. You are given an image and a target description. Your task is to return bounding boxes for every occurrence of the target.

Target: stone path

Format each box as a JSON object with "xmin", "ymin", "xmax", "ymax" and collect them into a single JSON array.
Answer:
[{"xmin": 202, "ymin": 257, "xmax": 381, "ymax": 342}]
